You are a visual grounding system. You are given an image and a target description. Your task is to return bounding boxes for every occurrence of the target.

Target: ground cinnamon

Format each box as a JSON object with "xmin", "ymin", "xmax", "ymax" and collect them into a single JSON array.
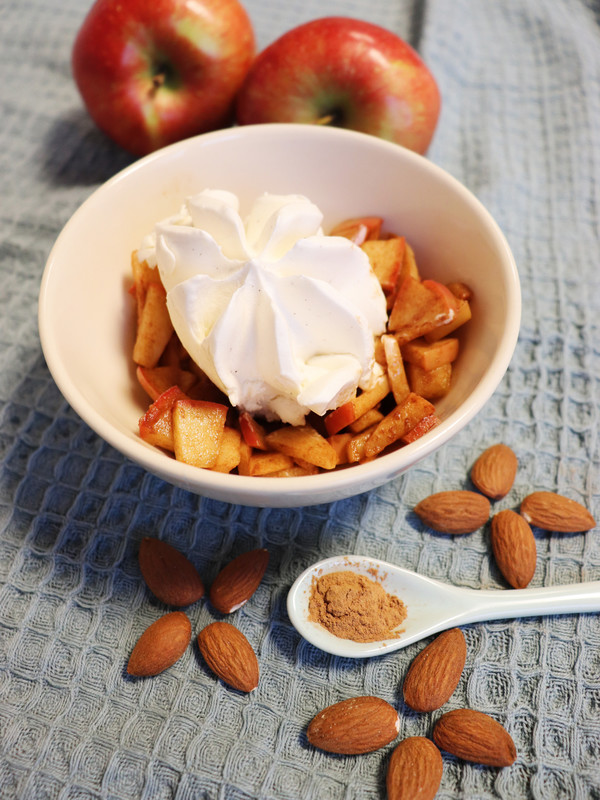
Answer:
[{"xmin": 308, "ymin": 570, "xmax": 407, "ymax": 642}]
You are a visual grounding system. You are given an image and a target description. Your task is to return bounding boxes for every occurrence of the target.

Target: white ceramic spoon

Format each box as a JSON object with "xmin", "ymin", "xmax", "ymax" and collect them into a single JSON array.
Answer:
[{"xmin": 287, "ymin": 554, "xmax": 600, "ymax": 658}]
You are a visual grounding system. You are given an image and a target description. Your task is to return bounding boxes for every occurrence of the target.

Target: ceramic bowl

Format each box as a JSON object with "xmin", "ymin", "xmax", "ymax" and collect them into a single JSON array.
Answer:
[{"xmin": 39, "ymin": 124, "xmax": 520, "ymax": 507}]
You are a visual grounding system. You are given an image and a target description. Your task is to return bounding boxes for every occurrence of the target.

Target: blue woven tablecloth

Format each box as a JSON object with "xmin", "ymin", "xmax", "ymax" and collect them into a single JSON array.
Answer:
[{"xmin": 2, "ymin": 1, "xmax": 600, "ymax": 797}]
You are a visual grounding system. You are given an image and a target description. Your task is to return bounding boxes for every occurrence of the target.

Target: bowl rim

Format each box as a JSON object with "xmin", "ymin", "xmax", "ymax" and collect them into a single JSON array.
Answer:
[{"xmin": 39, "ymin": 123, "xmax": 521, "ymax": 507}]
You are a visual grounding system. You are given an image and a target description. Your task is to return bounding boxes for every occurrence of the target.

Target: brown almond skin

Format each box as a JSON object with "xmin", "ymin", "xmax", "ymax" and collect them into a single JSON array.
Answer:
[
  {"xmin": 471, "ymin": 443, "xmax": 518, "ymax": 499},
  {"xmin": 403, "ymin": 628, "xmax": 466, "ymax": 712},
  {"xmin": 491, "ymin": 509, "xmax": 537, "ymax": 589},
  {"xmin": 386, "ymin": 736, "xmax": 443, "ymax": 800},
  {"xmin": 139, "ymin": 537, "xmax": 205, "ymax": 607},
  {"xmin": 209, "ymin": 548, "xmax": 269, "ymax": 614},
  {"xmin": 414, "ymin": 490, "xmax": 490, "ymax": 534},
  {"xmin": 307, "ymin": 696, "xmax": 399, "ymax": 755},
  {"xmin": 520, "ymin": 491, "xmax": 596, "ymax": 532},
  {"xmin": 197, "ymin": 621, "xmax": 259, "ymax": 692},
  {"xmin": 433, "ymin": 708, "xmax": 517, "ymax": 767},
  {"xmin": 127, "ymin": 611, "xmax": 191, "ymax": 677}
]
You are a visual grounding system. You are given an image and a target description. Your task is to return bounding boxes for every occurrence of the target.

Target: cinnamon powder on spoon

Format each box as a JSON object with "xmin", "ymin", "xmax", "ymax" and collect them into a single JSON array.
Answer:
[{"xmin": 308, "ymin": 570, "xmax": 407, "ymax": 642}]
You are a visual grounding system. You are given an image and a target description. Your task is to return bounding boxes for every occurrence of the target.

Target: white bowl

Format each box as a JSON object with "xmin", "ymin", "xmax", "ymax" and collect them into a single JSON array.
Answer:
[{"xmin": 39, "ymin": 124, "xmax": 520, "ymax": 508}]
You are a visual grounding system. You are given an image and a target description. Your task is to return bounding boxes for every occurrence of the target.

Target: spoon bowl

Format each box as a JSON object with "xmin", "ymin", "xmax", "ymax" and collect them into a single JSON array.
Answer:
[{"xmin": 287, "ymin": 555, "xmax": 600, "ymax": 658}]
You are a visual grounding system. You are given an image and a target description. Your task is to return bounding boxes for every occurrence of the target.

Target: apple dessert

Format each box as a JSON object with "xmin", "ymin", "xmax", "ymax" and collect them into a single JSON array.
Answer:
[{"xmin": 130, "ymin": 190, "xmax": 472, "ymax": 476}]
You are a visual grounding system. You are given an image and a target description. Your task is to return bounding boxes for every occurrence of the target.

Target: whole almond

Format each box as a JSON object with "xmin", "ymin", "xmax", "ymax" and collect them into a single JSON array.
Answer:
[
  {"xmin": 414, "ymin": 490, "xmax": 490, "ymax": 534},
  {"xmin": 139, "ymin": 537, "xmax": 205, "ymax": 607},
  {"xmin": 520, "ymin": 491, "xmax": 596, "ymax": 532},
  {"xmin": 403, "ymin": 628, "xmax": 466, "ymax": 712},
  {"xmin": 209, "ymin": 548, "xmax": 269, "ymax": 614},
  {"xmin": 127, "ymin": 611, "xmax": 191, "ymax": 677},
  {"xmin": 307, "ymin": 696, "xmax": 400, "ymax": 754},
  {"xmin": 471, "ymin": 443, "xmax": 518, "ymax": 499},
  {"xmin": 491, "ymin": 509, "xmax": 536, "ymax": 588},
  {"xmin": 197, "ymin": 621, "xmax": 259, "ymax": 692},
  {"xmin": 433, "ymin": 708, "xmax": 517, "ymax": 767},
  {"xmin": 386, "ymin": 736, "xmax": 443, "ymax": 800}
]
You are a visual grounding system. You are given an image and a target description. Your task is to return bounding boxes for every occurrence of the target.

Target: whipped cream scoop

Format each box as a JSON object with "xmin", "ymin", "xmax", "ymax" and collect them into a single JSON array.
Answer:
[{"xmin": 138, "ymin": 189, "xmax": 387, "ymax": 425}]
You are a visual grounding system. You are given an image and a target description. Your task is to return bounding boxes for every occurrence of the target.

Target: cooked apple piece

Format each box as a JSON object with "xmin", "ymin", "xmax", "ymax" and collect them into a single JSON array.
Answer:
[
  {"xmin": 265, "ymin": 424, "xmax": 337, "ymax": 470},
  {"xmin": 446, "ymin": 281, "xmax": 473, "ymax": 301},
  {"xmin": 347, "ymin": 425, "xmax": 379, "ymax": 463},
  {"xmin": 363, "ymin": 392, "xmax": 436, "ymax": 459},
  {"xmin": 172, "ymin": 398, "xmax": 228, "ymax": 468},
  {"xmin": 138, "ymin": 385, "xmax": 188, "ymax": 451},
  {"xmin": 131, "ymin": 251, "xmax": 159, "ymax": 319},
  {"xmin": 133, "ymin": 282, "xmax": 174, "ymax": 367},
  {"xmin": 246, "ymin": 451, "xmax": 296, "ymax": 476},
  {"xmin": 327, "ymin": 433, "xmax": 353, "ymax": 465},
  {"xmin": 349, "ymin": 407, "xmax": 384, "ymax": 433},
  {"xmin": 388, "ymin": 277, "xmax": 460, "ymax": 344},
  {"xmin": 267, "ymin": 464, "xmax": 320, "ymax": 477},
  {"xmin": 424, "ymin": 298, "xmax": 472, "ymax": 342},
  {"xmin": 382, "ymin": 334, "xmax": 410, "ymax": 404},
  {"xmin": 403, "ymin": 242, "xmax": 420, "ymax": 281},
  {"xmin": 238, "ymin": 411, "xmax": 269, "ymax": 450},
  {"xmin": 324, "ymin": 373, "xmax": 390, "ymax": 435},
  {"xmin": 137, "ymin": 365, "xmax": 197, "ymax": 401},
  {"xmin": 186, "ymin": 370, "xmax": 228, "ymax": 404},
  {"xmin": 329, "ymin": 216, "xmax": 383, "ymax": 245},
  {"xmin": 361, "ymin": 236, "xmax": 406, "ymax": 298},
  {"xmin": 401, "ymin": 413, "xmax": 440, "ymax": 444},
  {"xmin": 211, "ymin": 427, "xmax": 242, "ymax": 473},
  {"xmin": 401, "ymin": 337, "xmax": 459, "ymax": 371},
  {"xmin": 407, "ymin": 362, "xmax": 452, "ymax": 400}
]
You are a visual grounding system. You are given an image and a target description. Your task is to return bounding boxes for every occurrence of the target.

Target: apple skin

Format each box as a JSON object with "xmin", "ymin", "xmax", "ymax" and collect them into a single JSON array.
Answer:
[
  {"xmin": 236, "ymin": 17, "xmax": 440, "ymax": 155},
  {"xmin": 72, "ymin": 0, "xmax": 255, "ymax": 156}
]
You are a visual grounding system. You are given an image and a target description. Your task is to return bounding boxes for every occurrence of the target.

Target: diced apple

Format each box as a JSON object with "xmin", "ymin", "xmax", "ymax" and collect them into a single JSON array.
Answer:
[
  {"xmin": 211, "ymin": 427, "xmax": 242, "ymax": 473},
  {"xmin": 347, "ymin": 425, "xmax": 379, "ymax": 463},
  {"xmin": 401, "ymin": 337, "xmax": 459, "ymax": 371},
  {"xmin": 265, "ymin": 424, "xmax": 337, "ymax": 470},
  {"xmin": 382, "ymin": 334, "xmax": 410, "ymax": 404},
  {"xmin": 160, "ymin": 333, "xmax": 189, "ymax": 368},
  {"xmin": 446, "ymin": 281, "xmax": 473, "ymax": 301},
  {"xmin": 137, "ymin": 365, "xmax": 198, "ymax": 401},
  {"xmin": 138, "ymin": 385, "xmax": 188, "ymax": 451},
  {"xmin": 133, "ymin": 282, "xmax": 174, "ymax": 367},
  {"xmin": 131, "ymin": 251, "xmax": 159, "ymax": 319},
  {"xmin": 401, "ymin": 413, "xmax": 440, "ymax": 444},
  {"xmin": 246, "ymin": 451, "xmax": 296, "ymax": 476},
  {"xmin": 238, "ymin": 411, "xmax": 269, "ymax": 450},
  {"xmin": 266, "ymin": 465, "xmax": 319, "ymax": 477},
  {"xmin": 172, "ymin": 398, "xmax": 228, "ymax": 468},
  {"xmin": 327, "ymin": 433, "xmax": 353, "ymax": 465},
  {"xmin": 407, "ymin": 362, "xmax": 453, "ymax": 400},
  {"xmin": 388, "ymin": 276, "xmax": 460, "ymax": 344},
  {"xmin": 424, "ymin": 298, "xmax": 472, "ymax": 342},
  {"xmin": 403, "ymin": 242, "xmax": 420, "ymax": 281},
  {"xmin": 349, "ymin": 407, "xmax": 384, "ymax": 433},
  {"xmin": 361, "ymin": 236, "xmax": 406, "ymax": 297},
  {"xmin": 324, "ymin": 374, "xmax": 390, "ymax": 435},
  {"xmin": 329, "ymin": 216, "xmax": 383, "ymax": 245},
  {"xmin": 363, "ymin": 392, "xmax": 436, "ymax": 459}
]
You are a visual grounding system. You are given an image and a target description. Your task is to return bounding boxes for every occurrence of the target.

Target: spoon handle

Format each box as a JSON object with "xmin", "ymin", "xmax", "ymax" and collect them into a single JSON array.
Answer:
[{"xmin": 458, "ymin": 580, "xmax": 600, "ymax": 625}]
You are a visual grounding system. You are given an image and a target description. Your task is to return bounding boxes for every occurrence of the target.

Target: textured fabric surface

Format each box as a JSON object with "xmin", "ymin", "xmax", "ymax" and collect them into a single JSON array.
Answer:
[{"xmin": 1, "ymin": 0, "xmax": 600, "ymax": 798}]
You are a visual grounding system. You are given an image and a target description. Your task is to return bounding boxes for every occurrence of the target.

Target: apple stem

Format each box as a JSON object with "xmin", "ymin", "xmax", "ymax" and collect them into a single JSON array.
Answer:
[
  {"xmin": 150, "ymin": 72, "xmax": 166, "ymax": 97},
  {"xmin": 316, "ymin": 114, "xmax": 335, "ymax": 126}
]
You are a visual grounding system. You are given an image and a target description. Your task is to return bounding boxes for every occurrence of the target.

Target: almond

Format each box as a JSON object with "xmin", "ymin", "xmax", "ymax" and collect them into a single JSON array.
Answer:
[
  {"xmin": 470, "ymin": 443, "xmax": 518, "ymax": 499},
  {"xmin": 403, "ymin": 628, "xmax": 466, "ymax": 712},
  {"xmin": 520, "ymin": 491, "xmax": 596, "ymax": 532},
  {"xmin": 139, "ymin": 537, "xmax": 205, "ymax": 607},
  {"xmin": 386, "ymin": 736, "xmax": 443, "ymax": 800},
  {"xmin": 491, "ymin": 509, "xmax": 536, "ymax": 588},
  {"xmin": 414, "ymin": 490, "xmax": 490, "ymax": 534},
  {"xmin": 197, "ymin": 621, "xmax": 259, "ymax": 692},
  {"xmin": 209, "ymin": 548, "xmax": 269, "ymax": 614},
  {"xmin": 307, "ymin": 696, "xmax": 399, "ymax": 754},
  {"xmin": 433, "ymin": 708, "xmax": 517, "ymax": 767},
  {"xmin": 127, "ymin": 611, "xmax": 191, "ymax": 677}
]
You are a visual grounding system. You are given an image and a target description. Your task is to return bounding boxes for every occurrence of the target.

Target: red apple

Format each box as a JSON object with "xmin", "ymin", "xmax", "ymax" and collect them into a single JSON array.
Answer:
[
  {"xmin": 72, "ymin": 0, "xmax": 256, "ymax": 156},
  {"xmin": 236, "ymin": 17, "xmax": 440, "ymax": 154}
]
